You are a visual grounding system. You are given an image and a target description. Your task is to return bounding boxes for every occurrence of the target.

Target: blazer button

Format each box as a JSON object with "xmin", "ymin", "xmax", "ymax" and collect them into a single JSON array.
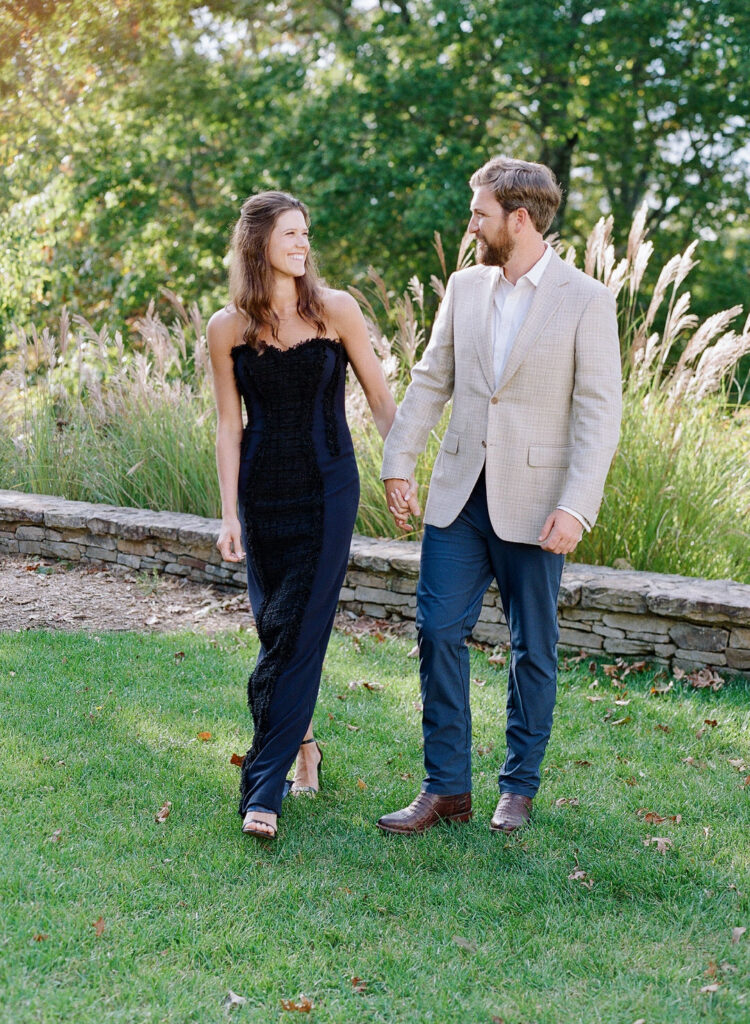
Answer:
[
  {"xmin": 481, "ymin": 440, "xmax": 486, "ymax": 448},
  {"xmin": 490, "ymin": 396, "xmax": 499, "ymax": 404}
]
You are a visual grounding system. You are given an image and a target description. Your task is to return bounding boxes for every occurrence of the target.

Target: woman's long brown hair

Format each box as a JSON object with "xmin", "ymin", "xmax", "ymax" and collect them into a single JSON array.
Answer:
[{"xmin": 228, "ymin": 191, "xmax": 327, "ymax": 349}]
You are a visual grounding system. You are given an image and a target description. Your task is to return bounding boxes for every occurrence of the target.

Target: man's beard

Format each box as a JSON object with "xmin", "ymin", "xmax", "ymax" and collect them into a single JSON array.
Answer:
[{"xmin": 476, "ymin": 231, "xmax": 513, "ymax": 267}]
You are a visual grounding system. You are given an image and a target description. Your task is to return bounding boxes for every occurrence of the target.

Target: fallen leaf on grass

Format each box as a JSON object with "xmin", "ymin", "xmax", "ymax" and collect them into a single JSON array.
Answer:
[
  {"xmin": 346, "ymin": 723, "xmax": 360, "ymax": 732},
  {"xmin": 412, "ymin": 701, "xmax": 423, "ymax": 712},
  {"xmin": 350, "ymin": 977, "xmax": 368, "ymax": 994},
  {"xmin": 699, "ymin": 983, "xmax": 721, "ymax": 994},
  {"xmin": 488, "ymin": 652, "xmax": 506, "ymax": 666},
  {"xmin": 731, "ymin": 926, "xmax": 747, "ymax": 944},
  {"xmin": 610, "ymin": 716, "xmax": 631, "ymax": 727},
  {"xmin": 637, "ymin": 808, "xmax": 682, "ymax": 824},
  {"xmin": 229, "ymin": 753, "xmax": 244, "ymax": 768},
  {"xmin": 555, "ymin": 797, "xmax": 580, "ymax": 807},
  {"xmin": 222, "ymin": 990, "xmax": 247, "ymax": 1011},
  {"xmin": 472, "ymin": 677, "xmax": 486, "ymax": 687},
  {"xmin": 407, "ymin": 644, "xmax": 419, "ymax": 658},
  {"xmin": 173, "ymin": 651, "xmax": 185, "ymax": 662},
  {"xmin": 574, "ymin": 759, "xmax": 592, "ymax": 767},
  {"xmin": 48, "ymin": 829, "xmax": 62, "ymax": 843},
  {"xmin": 92, "ymin": 917, "xmax": 105, "ymax": 937},
  {"xmin": 688, "ymin": 668, "xmax": 724, "ymax": 692},
  {"xmin": 280, "ymin": 994, "xmax": 314, "ymax": 1012},
  {"xmin": 33, "ymin": 933, "xmax": 49, "ymax": 941},
  {"xmin": 602, "ymin": 664, "xmax": 619, "ymax": 678},
  {"xmin": 585, "ymin": 695, "xmax": 604, "ymax": 703},
  {"xmin": 452, "ymin": 935, "xmax": 478, "ymax": 953},
  {"xmin": 643, "ymin": 836, "xmax": 673, "ymax": 854},
  {"xmin": 655, "ymin": 723, "xmax": 670, "ymax": 733},
  {"xmin": 682, "ymin": 757, "xmax": 704, "ymax": 768},
  {"xmin": 197, "ymin": 731, "xmax": 212, "ymax": 741},
  {"xmin": 347, "ymin": 679, "xmax": 384, "ymax": 692},
  {"xmin": 650, "ymin": 681, "xmax": 674, "ymax": 695},
  {"xmin": 477, "ymin": 743, "xmax": 494, "ymax": 756},
  {"xmin": 399, "ymin": 772, "xmax": 412, "ymax": 780},
  {"xmin": 155, "ymin": 801, "xmax": 172, "ymax": 824},
  {"xmin": 357, "ymin": 779, "xmax": 367, "ymax": 790},
  {"xmin": 614, "ymin": 698, "xmax": 631, "ymax": 706},
  {"xmin": 567, "ymin": 869, "xmax": 594, "ymax": 889},
  {"xmin": 744, "ymin": 775, "xmax": 750, "ymax": 787},
  {"xmin": 729, "ymin": 758, "xmax": 748, "ymax": 772},
  {"xmin": 624, "ymin": 776, "xmax": 638, "ymax": 786}
]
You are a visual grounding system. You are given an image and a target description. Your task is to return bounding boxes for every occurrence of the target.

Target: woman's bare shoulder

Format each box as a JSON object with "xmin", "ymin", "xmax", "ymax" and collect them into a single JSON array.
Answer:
[
  {"xmin": 207, "ymin": 304, "xmax": 246, "ymax": 351},
  {"xmin": 320, "ymin": 287, "xmax": 362, "ymax": 331}
]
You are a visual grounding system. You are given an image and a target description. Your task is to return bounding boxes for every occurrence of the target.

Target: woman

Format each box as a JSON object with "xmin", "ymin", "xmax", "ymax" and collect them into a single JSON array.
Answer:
[{"xmin": 207, "ymin": 191, "xmax": 398, "ymax": 840}]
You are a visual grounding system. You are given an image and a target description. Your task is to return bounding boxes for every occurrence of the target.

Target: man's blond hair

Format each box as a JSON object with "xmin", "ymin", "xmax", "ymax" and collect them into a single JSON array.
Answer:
[{"xmin": 470, "ymin": 156, "xmax": 562, "ymax": 234}]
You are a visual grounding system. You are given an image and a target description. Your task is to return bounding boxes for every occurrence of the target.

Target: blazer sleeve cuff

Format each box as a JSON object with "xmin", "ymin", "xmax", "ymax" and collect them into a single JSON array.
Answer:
[{"xmin": 557, "ymin": 505, "xmax": 591, "ymax": 532}]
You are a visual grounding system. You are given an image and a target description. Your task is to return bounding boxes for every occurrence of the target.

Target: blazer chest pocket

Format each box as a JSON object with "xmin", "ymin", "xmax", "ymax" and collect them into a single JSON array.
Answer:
[
  {"xmin": 527, "ymin": 444, "xmax": 573, "ymax": 468},
  {"xmin": 441, "ymin": 428, "xmax": 460, "ymax": 455}
]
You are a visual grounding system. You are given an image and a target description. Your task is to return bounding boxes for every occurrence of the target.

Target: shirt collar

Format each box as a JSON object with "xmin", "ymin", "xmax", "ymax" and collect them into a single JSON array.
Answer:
[{"xmin": 498, "ymin": 242, "xmax": 553, "ymax": 289}]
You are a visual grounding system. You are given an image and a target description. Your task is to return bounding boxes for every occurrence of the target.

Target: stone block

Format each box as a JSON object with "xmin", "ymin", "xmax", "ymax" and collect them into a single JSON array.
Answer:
[
  {"xmin": 0, "ymin": 490, "xmax": 46, "ymax": 522},
  {"xmin": 17, "ymin": 540, "xmax": 43, "ymax": 555},
  {"xmin": 85, "ymin": 546, "xmax": 118, "ymax": 562},
  {"xmin": 338, "ymin": 586, "xmax": 356, "ymax": 602},
  {"xmin": 558, "ymin": 627, "xmax": 603, "ymax": 650},
  {"xmin": 472, "ymin": 622, "xmax": 510, "ymax": 645},
  {"xmin": 355, "ymin": 585, "xmax": 411, "ymax": 606},
  {"xmin": 163, "ymin": 562, "xmax": 190, "ymax": 577},
  {"xmin": 582, "ymin": 580, "xmax": 648, "ymax": 613},
  {"xmin": 726, "ymin": 648, "xmax": 750, "ymax": 671},
  {"xmin": 362, "ymin": 602, "xmax": 387, "ymax": 617},
  {"xmin": 561, "ymin": 608, "xmax": 600, "ymax": 622},
  {"xmin": 391, "ymin": 577, "xmax": 417, "ymax": 595},
  {"xmin": 347, "ymin": 570, "xmax": 387, "ymax": 588},
  {"xmin": 558, "ymin": 615, "xmax": 593, "ymax": 631},
  {"xmin": 602, "ymin": 612, "xmax": 675, "ymax": 634},
  {"xmin": 730, "ymin": 627, "xmax": 750, "ymax": 649},
  {"xmin": 203, "ymin": 563, "xmax": 233, "ymax": 580},
  {"xmin": 177, "ymin": 555, "xmax": 207, "ymax": 570},
  {"xmin": 0, "ymin": 538, "xmax": 20, "ymax": 553},
  {"xmin": 592, "ymin": 624, "xmax": 625, "ymax": 638},
  {"xmin": 117, "ymin": 552, "xmax": 142, "ymax": 569},
  {"xmin": 117, "ymin": 539, "xmax": 157, "ymax": 557},
  {"xmin": 603, "ymin": 638, "xmax": 654, "ymax": 655},
  {"xmin": 44, "ymin": 509, "xmax": 90, "ymax": 529},
  {"xmin": 16, "ymin": 525, "xmax": 47, "ymax": 540},
  {"xmin": 45, "ymin": 541, "xmax": 82, "ymax": 560},
  {"xmin": 669, "ymin": 623, "xmax": 729, "ymax": 652},
  {"xmin": 673, "ymin": 648, "xmax": 727, "ymax": 667},
  {"xmin": 231, "ymin": 571, "xmax": 248, "ymax": 585},
  {"xmin": 653, "ymin": 643, "xmax": 677, "ymax": 657},
  {"xmin": 647, "ymin": 578, "xmax": 750, "ymax": 626}
]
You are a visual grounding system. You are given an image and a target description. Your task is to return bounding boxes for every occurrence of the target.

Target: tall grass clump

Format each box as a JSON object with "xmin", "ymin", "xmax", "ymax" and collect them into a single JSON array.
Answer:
[
  {"xmin": 1, "ymin": 214, "xmax": 748, "ymax": 581},
  {"xmin": 0, "ymin": 295, "xmax": 220, "ymax": 517}
]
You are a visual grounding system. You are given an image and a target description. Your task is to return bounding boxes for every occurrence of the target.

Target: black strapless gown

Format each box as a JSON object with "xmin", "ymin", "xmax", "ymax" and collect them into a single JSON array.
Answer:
[{"xmin": 230, "ymin": 337, "xmax": 359, "ymax": 816}]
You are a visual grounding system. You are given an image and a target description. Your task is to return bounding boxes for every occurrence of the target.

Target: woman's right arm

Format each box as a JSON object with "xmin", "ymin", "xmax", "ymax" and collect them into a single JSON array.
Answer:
[{"xmin": 207, "ymin": 310, "xmax": 245, "ymax": 563}]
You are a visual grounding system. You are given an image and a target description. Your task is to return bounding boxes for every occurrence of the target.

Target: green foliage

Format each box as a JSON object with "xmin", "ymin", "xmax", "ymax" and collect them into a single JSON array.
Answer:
[
  {"xmin": 1, "ymin": 627, "xmax": 749, "ymax": 1022},
  {"xmin": 1, "ymin": 0, "xmax": 749, "ymax": 354}
]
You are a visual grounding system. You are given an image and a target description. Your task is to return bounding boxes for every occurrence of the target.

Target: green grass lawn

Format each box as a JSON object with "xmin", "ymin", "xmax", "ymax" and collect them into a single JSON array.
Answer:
[{"xmin": 2, "ymin": 627, "xmax": 749, "ymax": 1024}]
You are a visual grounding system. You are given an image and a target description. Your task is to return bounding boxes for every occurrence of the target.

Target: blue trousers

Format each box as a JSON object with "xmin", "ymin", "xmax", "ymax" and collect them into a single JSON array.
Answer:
[{"xmin": 416, "ymin": 472, "xmax": 564, "ymax": 798}]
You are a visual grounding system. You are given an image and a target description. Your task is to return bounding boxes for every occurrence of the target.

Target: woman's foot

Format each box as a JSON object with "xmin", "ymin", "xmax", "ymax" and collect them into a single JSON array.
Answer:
[
  {"xmin": 242, "ymin": 809, "xmax": 278, "ymax": 839},
  {"xmin": 290, "ymin": 739, "xmax": 323, "ymax": 796}
]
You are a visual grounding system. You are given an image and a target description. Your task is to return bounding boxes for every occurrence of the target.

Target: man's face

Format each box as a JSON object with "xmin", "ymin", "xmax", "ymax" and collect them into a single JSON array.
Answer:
[{"xmin": 468, "ymin": 186, "xmax": 514, "ymax": 266}]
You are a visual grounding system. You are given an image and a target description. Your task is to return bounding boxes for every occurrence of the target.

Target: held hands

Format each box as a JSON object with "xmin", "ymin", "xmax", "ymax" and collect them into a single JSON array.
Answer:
[
  {"xmin": 217, "ymin": 516, "xmax": 245, "ymax": 562},
  {"xmin": 538, "ymin": 508, "xmax": 583, "ymax": 555},
  {"xmin": 384, "ymin": 477, "xmax": 420, "ymax": 532}
]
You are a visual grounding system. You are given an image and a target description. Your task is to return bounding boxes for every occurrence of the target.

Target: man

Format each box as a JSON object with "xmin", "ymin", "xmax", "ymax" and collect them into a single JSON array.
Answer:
[{"xmin": 377, "ymin": 156, "xmax": 622, "ymax": 835}]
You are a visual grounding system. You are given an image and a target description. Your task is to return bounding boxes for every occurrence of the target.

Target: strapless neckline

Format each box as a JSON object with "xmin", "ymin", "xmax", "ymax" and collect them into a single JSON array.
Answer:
[{"xmin": 231, "ymin": 336, "xmax": 342, "ymax": 357}]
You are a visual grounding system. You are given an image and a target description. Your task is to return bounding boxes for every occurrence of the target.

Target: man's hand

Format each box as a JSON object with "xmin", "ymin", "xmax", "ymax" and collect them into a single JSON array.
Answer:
[
  {"xmin": 384, "ymin": 477, "xmax": 420, "ymax": 532},
  {"xmin": 538, "ymin": 508, "xmax": 583, "ymax": 555},
  {"xmin": 217, "ymin": 516, "xmax": 245, "ymax": 562}
]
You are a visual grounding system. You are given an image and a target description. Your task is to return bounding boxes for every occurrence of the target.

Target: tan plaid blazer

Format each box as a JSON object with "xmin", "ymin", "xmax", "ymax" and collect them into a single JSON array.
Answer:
[{"xmin": 381, "ymin": 251, "xmax": 622, "ymax": 544}]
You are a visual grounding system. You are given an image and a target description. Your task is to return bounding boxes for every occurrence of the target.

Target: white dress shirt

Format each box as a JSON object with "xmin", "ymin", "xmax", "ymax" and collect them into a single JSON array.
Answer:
[{"xmin": 492, "ymin": 244, "xmax": 590, "ymax": 532}]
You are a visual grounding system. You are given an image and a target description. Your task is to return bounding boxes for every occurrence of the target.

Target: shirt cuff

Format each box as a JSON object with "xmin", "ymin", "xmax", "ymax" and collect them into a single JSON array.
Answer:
[{"xmin": 557, "ymin": 505, "xmax": 591, "ymax": 533}]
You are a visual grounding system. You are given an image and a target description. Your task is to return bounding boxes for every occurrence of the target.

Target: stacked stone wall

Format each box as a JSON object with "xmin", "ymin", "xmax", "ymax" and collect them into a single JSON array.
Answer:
[{"xmin": 1, "ymin": 489, "xmax": 749, "ymax": 679}]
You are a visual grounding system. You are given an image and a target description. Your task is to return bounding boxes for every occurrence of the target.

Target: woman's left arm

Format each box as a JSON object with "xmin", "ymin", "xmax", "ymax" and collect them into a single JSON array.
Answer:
[{"xmin": 331, "ymin": 290, "xmax": 396, "ymax": 440}]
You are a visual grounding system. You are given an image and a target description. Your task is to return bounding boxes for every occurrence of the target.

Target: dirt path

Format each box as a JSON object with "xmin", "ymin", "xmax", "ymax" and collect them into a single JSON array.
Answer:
[{"xmin": 0, "ymin": 554, "xmax": 253, "ymax": 635}]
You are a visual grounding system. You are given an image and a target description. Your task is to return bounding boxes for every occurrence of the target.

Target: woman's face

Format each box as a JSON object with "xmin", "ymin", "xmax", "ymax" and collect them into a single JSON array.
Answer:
[{"xmin": 266, "ymin": 209, "xmax": 310, "ymax": 278}]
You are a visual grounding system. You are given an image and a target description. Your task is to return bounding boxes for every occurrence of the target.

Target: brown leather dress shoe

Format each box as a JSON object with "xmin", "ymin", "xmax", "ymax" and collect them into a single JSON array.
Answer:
[
  {"xmin": 376, "ymin": 791, "xmax": 472, "ymax": 834},
  {"xmin": 490, "ymin": 793, "xmax": 532, "ymax": 833}
]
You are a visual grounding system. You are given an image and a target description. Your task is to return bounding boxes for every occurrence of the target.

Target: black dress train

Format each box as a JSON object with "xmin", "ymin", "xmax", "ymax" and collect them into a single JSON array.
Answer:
[{"xmin": 230, "ymin": 336, "xmax": 359, "ymax": 816}]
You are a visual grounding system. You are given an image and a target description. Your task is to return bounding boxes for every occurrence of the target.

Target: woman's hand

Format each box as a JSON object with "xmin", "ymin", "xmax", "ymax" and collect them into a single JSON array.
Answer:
[{"xmin": 217, "ymin": 517, "xmax": 245, "ymax": 562}]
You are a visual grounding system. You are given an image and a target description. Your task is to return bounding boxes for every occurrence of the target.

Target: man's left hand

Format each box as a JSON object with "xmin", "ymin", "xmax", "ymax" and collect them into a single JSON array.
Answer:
[{"xmin": 538, "ymin": 509, "xmax": 583, "ymax": 555}]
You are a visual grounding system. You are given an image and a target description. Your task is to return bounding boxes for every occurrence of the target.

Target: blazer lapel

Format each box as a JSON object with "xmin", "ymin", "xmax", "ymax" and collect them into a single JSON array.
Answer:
[
  {"xmin": 470, "ymin": 265, "xmax": 499, "ymax": 391},
  {"xmin": 495, "ymin": 251, "xmax": 570, "ymax": 394}
]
